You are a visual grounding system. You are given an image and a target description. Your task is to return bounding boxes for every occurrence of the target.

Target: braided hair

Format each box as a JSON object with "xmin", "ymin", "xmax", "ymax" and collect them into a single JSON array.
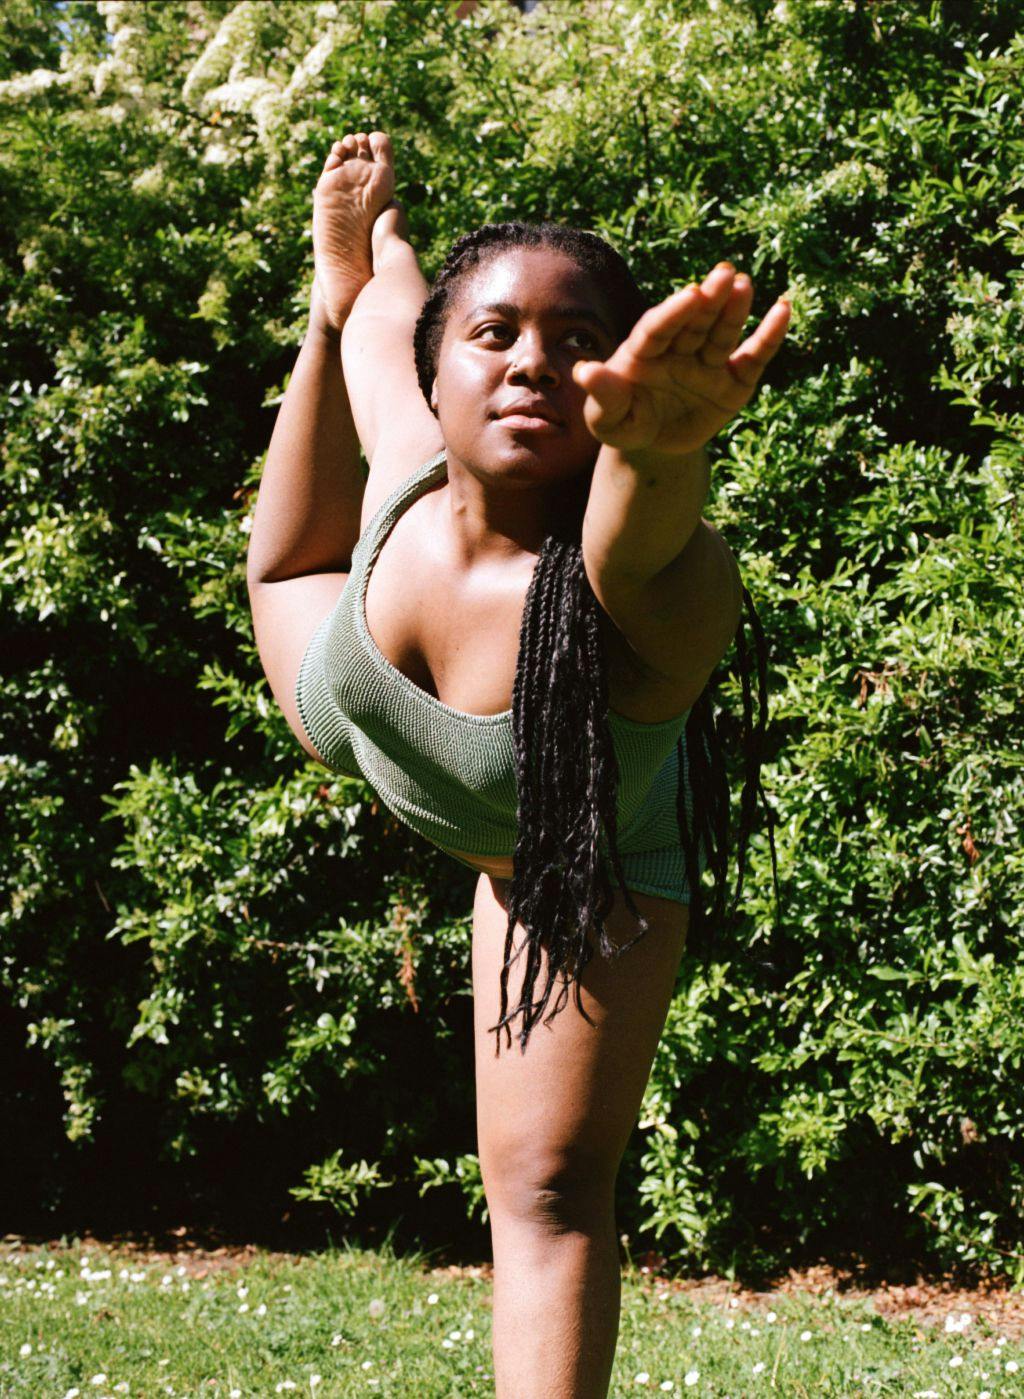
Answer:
[{"xmin": 412, "ymin": 221, "xmax": 781, "ymax": 1057}]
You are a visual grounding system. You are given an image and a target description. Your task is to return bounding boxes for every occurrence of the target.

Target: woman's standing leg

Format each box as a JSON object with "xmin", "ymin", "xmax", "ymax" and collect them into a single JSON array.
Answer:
[{"xmin": 472, "ymin": 875, "xmax": 690, "ymax": 1398}]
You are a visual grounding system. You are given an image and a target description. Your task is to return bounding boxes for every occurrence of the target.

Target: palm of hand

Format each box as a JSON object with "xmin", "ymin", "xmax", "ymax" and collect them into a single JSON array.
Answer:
[{"xmin": 574, "ymin": 263, "xmax": 791, "ymax": 458}]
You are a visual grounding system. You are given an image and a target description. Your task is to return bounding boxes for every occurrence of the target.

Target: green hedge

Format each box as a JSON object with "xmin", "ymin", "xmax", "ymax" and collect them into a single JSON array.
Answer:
[{"xmin": 2, "ymin": 0, "xmax": 1022, "ymax": 1276}]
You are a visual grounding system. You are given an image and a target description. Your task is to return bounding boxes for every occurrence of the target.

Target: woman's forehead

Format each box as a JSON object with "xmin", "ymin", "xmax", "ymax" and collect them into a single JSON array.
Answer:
[{"xmin": 453, "ymin": 246, "xmax": 614, "ymax": 325}]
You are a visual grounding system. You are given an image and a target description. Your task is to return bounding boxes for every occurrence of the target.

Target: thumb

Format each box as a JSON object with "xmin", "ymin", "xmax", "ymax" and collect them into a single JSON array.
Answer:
[{"xmin": 572, "ymin": 360, "xmax": 633, "ymax": 430}]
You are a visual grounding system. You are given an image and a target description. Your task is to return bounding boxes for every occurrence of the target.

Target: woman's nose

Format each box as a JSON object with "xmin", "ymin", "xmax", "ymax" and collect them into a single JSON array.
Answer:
[{"xmin": 507, "ymin": 333, "xmax": 559, "ymax": 384}]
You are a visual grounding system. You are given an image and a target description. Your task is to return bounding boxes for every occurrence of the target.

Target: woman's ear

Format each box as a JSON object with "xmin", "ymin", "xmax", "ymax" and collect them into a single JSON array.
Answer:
[{"xmin": 429, "ymin": 377, "xmax": 439, "ymax": 417}]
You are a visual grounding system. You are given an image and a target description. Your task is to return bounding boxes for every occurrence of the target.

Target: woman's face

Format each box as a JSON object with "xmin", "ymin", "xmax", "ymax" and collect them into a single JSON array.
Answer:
[{"xmin": 430, "ymin": 246, "xmax": 621, "ymax": 486}]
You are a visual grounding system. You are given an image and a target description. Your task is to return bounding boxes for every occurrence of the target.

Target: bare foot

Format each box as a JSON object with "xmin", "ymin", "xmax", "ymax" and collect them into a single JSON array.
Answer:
[{"xmin": 312, "ymin": 130, "xmax": 395, "ymax": 333}]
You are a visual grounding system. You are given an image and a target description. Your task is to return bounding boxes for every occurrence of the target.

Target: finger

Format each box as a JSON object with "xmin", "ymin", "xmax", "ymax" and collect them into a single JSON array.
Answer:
[
  {"xmin": 572, "ymin": 359, "xmax": 634, "ymax": 430},
  {"xmin": 627, "ymin": 264, "xmax": 736, "ymax": 361},
  {"xmin": 692, "ymin": 274, "xmax": 756, "ymax": 367},
  {"xmin": 726, "ymin": 299, "xmax": 792, "ymax": 389}
]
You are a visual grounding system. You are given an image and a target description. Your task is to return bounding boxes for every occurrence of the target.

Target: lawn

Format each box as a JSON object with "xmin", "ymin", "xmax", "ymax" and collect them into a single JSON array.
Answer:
[{"xmin": 3, "ymin": 1239, "xmax": 1023, "ymax": 1396}]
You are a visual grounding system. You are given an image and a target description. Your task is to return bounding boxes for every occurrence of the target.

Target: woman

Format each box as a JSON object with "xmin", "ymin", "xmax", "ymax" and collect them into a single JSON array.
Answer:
[{"xmin": 248, "ymin": 131, "xmax": 789, "ymax": 1397}]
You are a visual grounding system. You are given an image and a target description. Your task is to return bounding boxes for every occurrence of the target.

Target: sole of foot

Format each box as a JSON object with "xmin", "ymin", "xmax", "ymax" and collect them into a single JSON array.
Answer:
[{"xmin": 312, "ymin": 130, "xmax": 396, "ymax": 331}]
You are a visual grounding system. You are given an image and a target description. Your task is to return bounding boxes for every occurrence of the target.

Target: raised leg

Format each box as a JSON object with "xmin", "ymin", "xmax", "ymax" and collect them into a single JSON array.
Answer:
[
  {"xmin": 472, "ymin": 874, "xmax": 690, "ymax": 1398},
  {"xmin": 338, "ymin": 152, "xmax": 445, "ymax": 519}
]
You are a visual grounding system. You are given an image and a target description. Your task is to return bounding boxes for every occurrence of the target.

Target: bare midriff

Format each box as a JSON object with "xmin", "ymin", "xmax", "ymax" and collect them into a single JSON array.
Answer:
[{"xmin": 443, "ymin": 846, "xmax": 515, "ymax": 879}]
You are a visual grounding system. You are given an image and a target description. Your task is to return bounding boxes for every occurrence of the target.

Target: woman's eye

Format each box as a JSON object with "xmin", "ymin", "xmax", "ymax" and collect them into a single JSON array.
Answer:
[
  {"xmin": 565, "ymin": 330, "xmax": 598, "ymax": 350},
  {"xmin": 481, "ymin": 324, "xmax": 513, "ymax": 341}
]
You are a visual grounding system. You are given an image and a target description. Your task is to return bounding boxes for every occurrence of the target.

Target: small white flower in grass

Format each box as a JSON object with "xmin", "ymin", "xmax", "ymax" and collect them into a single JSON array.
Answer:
[
  {"xmin": 368, "ymin": 1298, "xmax": 385, "ymax": 1318},
  {"xmin": 449, "ymin": 1330, "xmax": 461, "ymax": 1340},
  {"xmin": 238, "ymin": 1302, "xmax": 249, "ymax": 1313},
  {"xmin": 91, "ymin": 1377, "xmax": 108, "ymax": 1387},
  {"xmin": 684, "ymin": 1370, "xmax": 699, "ymax": 1386},
  {"xmin": 949, "ymin": 1355, "xmax": 963, "ymax": 1368},
  {"xmin": 64, "ymin": 1391, "xmax": 81, "ymax": 1399},
  {"xmin": 310, "ymin": 1378, "xmax": 322, "ymax": 1390},
  {"xmin": 752, "ymin": 1362, "xmax": 765, "ymax": 1374},
  {"xmin": 634, "ymin": 1375, "xmax": 650, "ymax": 1386},
  {"xmin": 427, "ymin": 1292, "xmax": 439, "ymax": 1304},
  {"xmin": 361, "ymin": 1361, "xmax": 373, "ymax": 1371},
  {"xmin": 766, "ymin": 1311, "xmax": 777, "ymax": 1323},
  {"xmin": 860, "ymin": 1322, "xmax": 871, "ymax": 1331},
  {"xmin": 724, "ymin": 1318, "xmax": 735, "ymax": 1330},
  {"xmin": 114, "ymin": 1385, "xmax": 129, "ymax": 1394},
  {"xmin": 660, "ymin": 1384, "xmax": 674, "ymax": 1393},
  {"xmin": 729, "ymin": 1298, "xmax": 739, "ymax": 1308},
  {"xmin": 19, "ymin": 1343, "xmax": 32, "ymax": 1356},
  {"xmin": 998, "ymin": 1336, "xmax": 1008, "ymax": 1346},
  {"xmin": 331, "ymin": 1335, "xmax": 342, "ymax": 1347},
  {"xmin": 230, "ymin": 1392, "xmax": 242, "ymax": 1398},
  {"xmin": 237, "ymin": 1285, "xmax": 249, "ymax": 1298},
  {"xmin": 800, "ymin": 1330, "xmax": 812, "ymax": 1341},
  {"xmin": 465, "ymin": 1329, "xmax": 475, "ymax": 1340},
  {"xmin": 980, "ymin": 1392, "xmax": 992, "ymax": 1398},
  {"xmin": 1006, "ymin": 1360, "xmax": 1020, "ymax": 1374},
  {"xmin": 442, "ymin": 1339, "xmax": 454, "ymax": 1349},
  {"xmin": 275, "ymin": 1384, "xmax": 297, "ymax": 1393},
  {"xmin": 691, "ymin": 1325, "xmax": 702, "ymax": 1337},
  {"xmin": 255, "ymin": 1303, "xmax": 267, "ymax": 1316}
]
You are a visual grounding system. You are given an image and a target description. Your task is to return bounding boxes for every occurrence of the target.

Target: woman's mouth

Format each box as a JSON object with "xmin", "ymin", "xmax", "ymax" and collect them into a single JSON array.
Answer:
[{"xmin": 493, "ymin": 413, "xmax": 563, "ymax": 433}]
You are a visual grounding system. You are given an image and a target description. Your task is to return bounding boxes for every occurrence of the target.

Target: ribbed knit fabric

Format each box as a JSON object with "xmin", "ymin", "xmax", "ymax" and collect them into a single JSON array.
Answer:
[{"xmin": 296, "ymin": 449, "xmax": 703, "ymax": 906}]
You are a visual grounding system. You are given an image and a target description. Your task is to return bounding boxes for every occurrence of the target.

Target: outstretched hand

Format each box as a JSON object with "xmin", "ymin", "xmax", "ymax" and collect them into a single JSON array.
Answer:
[{"xmin": 572, "ymin": 263, "xmax": 791, "ymax": 458}]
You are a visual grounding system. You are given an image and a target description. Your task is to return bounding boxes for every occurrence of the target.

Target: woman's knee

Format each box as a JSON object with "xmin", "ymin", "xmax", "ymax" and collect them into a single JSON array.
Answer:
[{"xmin": 481, "ymin": 1142, "xmax": 619, "ymax": 1231}]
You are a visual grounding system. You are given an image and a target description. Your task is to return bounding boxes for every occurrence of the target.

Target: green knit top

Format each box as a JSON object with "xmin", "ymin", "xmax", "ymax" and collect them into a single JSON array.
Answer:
[{"xmin": 295, "ymin": 449, "xmax": 695, "ymax": 879}]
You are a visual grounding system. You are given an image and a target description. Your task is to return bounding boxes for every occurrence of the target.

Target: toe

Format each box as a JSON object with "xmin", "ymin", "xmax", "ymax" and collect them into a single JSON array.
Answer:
[
  {"xmin": 368, "ymin": 130, "xmax": 393, "ymax": 164},
  {"xmin": 355, "ymin": 131, "xmax": 370, "ymax": 158}
]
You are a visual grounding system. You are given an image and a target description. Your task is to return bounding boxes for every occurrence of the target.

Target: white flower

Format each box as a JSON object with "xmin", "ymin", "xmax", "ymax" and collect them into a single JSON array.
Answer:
[
  {"xmin": 691, "ymin": 1325, "xmax": 702, "ymax": 1337},
  {"xmin": 766, "ymin": 1311, "xmax": 777, "ymax": 1323},
  {"xmin": 660, "ymin": 1384, "xmax": 674, "ymax": 1394},
  {"xmin": 427, "ymin": 1292, "xmax": 439, "ymax": 1304},
  {"xmin": 1006, "ymin": 1360, "xmax": 1020, "ymax": 1373},
  {"xmin": 635, "ymin": 1375, "xmax": 650, "ymax": 1386},
  {"xmin": 684, "ymin": 1371, "xmax": 699, "ymax": 1386},
  {"xmin": 19, "ymin": 1344, "xmax": 32, "ymax": 1356},
  {"xmin": 0, "ymin": 68, "xmax": 72, "ymax": 103},
  {"xmin": 948, "ymin": 1355, "xmax": 963, "ymax": 1367},
  {"xmin": 368, "ymin": 1298, "xmax": 385, "ymax": 1318},
  {"xmin": 800, "ymin": 1329, "xmax": 812, "ymax": 1341},
  {"xmin": 310, "ymin": 1379, "xmax": 322, "ymax": 1390},
  {"xmin": 752, "ymin": 1361, "xmax": 765, "ymax": 1374},
  {"xmin": 90, "ymin": 1378, "xmax": 108, "ymax": 1388}
]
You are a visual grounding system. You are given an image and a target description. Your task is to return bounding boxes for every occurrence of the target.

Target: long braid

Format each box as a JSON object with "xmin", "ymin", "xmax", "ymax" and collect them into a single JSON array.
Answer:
[{"xmin": 412, "ymin": 220, "xmax": 785, "ymax": 1055}]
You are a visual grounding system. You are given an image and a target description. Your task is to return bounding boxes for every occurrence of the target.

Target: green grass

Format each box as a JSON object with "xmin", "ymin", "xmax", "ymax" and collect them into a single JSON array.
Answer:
[{"xmin": 2, "ymin": 1241, "xmax": 1023, "ymax": 1396}]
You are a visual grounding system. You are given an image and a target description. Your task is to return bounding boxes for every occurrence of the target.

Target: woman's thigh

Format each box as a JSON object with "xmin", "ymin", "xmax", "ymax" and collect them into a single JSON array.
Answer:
[{"xmin": 471, "ymin": 871, "xmax": 690, "ymax": 1201}]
